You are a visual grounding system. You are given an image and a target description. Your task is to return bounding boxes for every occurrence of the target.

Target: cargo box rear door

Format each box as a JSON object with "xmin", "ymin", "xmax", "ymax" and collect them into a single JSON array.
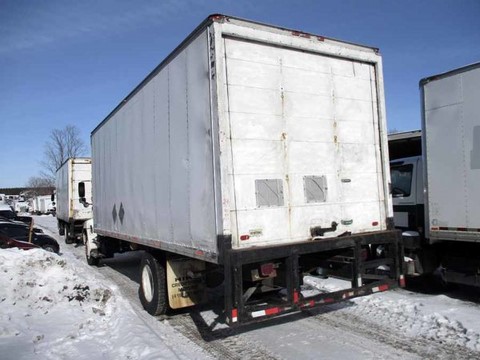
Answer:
[
  {"xmin": 71, "ymin": 161, "xmax": 93, "ymax": 220},
  {"xmin": 223, "ymin": 37, "xmax": 386, "ymax": 249}
]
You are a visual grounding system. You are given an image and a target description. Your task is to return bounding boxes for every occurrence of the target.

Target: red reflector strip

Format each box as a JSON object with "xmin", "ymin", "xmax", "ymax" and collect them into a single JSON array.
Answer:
[
  {"xmin": 195, "ymin": 250, "xmax": 204, "ymax": 256},
  {"xmin": 372, "ymin": 221, "xmax": 379, "ymax": 226},
  {"xmin": 232, "ymin": 308, "xmax": 238, "ymax": 323},
  {"xmin": 372, "ymin": 284, "xmax": 389, "ymax": 293},
  {"xmin": 265, "ymin": 307, "xmax": 280, "ymax": 316},
  {"xmin": 434, "ymin": 227, "xmax": 480, "ymax": 232},
  {"xmin": 399, "ymin": 275, "xmax": 406, "ymax": 287},
  {"xmin": 301, "ymin": 297, "xmax": 336, "ymax": 308},
  {"xmin": 240, "ymin": 235, "xmax": 250, "ymax": 241},
  {"xmin": 293, "ymin": 290, "xmax": 299, "ymax": 303},
  {"xmin": 251, "ymin": 307, "xmax": 281, "ymax": 318},
  {"xmin": 342, "ymin": 291, "xmax": 355, "ymax": 299}
]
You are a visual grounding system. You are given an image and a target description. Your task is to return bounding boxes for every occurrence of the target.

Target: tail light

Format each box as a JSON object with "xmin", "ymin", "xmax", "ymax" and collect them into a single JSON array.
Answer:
[{"xmin": 260, "ymin": 263, "xmax": 276, "ymax": 277}]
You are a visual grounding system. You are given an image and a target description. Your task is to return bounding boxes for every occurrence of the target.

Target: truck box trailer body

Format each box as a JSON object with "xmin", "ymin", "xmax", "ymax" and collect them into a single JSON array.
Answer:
[
  {"xmin": 389, "ymin": 62, "xmax": 480, "ymax": 286},
  {"xmin": 55, "ymin": 158, "xmax": 92, "ymax": 243},
  {"xmin": 32, "ymin": 195, "xmax": 55, "ymax": 215},
  {"xmin": 89, "ymin": 15, "xmax": 403, "ymax": 325},
  {"xmin": 421, "ymin": 63, "xmax": 480, "ymax": 244}
]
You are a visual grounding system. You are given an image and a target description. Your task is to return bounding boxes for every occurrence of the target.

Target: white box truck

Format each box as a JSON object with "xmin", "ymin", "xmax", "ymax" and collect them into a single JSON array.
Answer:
[
  {"xmin": 55, "ymin": 158, "xmax": 92, "ymax": 244},
  {"xmin": 389, "ymin": 62, "xmax": 480, "ymax": 286},
  {"xmin": 32, "ymin": 195, "xmax": 55, "ymax": 215},
  {"xmin": 85, "ymin": 15, "xmax": 404, "ymax": 325}
]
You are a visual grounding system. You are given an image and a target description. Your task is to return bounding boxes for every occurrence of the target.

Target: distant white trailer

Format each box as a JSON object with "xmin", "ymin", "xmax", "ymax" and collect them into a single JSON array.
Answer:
[
  {"xmin": 32, "ymin": 195, "xmax": 54, "ymax": 214},
  {"xmin": 13, "ymin": 200, "xmax": 28, "ymax": 214},
  {"xmin": 88, "ymin": 14, "xmax": 404, "ymax": 325},
  {"xmin": 55, "ymin": 158, "xmax": 92, "ymax": 243}
]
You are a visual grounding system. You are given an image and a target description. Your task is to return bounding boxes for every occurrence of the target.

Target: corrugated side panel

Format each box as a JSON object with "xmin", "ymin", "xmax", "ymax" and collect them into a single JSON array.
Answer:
[
  {"xmin": 71, "ymin": 159, "xmax": 93, "ymax": 220},
  {"xmin": 424, "ymin": 66, "xmax": 480, "ymax": 241},
  {"xmin": 55, "ymin": 160, "xmax": 71, "ymax": 221},
  {"xmin": 222, "ymin": 38, "xmax": 387, "ymax": 248},
  {"xmin": 92, "ymin": 30, "xmax": 217, "ymax": 255}
]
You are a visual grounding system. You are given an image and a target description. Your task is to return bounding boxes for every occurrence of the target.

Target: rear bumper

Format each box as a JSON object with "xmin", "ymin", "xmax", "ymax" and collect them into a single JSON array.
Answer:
[
  {"xmin": 220, "ymin": 230, "xmax": 404, "ymax": 326},
  {"xmin": 222, "ymin": 230, "xmax": 401, "ymax": 264}
]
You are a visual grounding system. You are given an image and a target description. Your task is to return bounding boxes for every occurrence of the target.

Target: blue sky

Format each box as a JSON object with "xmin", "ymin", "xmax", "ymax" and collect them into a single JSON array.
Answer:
[{"xmin": 1, "ymin": 0, "xmax": 479, "ymax": 188}]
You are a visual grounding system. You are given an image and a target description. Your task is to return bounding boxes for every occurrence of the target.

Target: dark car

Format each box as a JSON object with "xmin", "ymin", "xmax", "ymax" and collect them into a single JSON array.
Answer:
[
  {"xmin": 0, "ymin": 233, "xmax": 41, "ymax": 250},
  {"xmin": 0, "ymin": 221, "xmax": 60, "ymax": 253},
  {"xmin": 0, "ymin": 206, "xmax": 37, "ymax": 227},
  {"xmin": 0, "ymin": 207, "xmax": 44, "ymax": 234}
]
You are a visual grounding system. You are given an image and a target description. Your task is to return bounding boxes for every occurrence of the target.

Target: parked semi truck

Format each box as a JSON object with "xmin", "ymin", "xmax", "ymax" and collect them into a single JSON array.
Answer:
[
  {"xmin": 83, "ymin": 15, "xmax": 404, "ymax": 325},
  {"xmin": 55, "ymin": 158, "xmax": 92, "ymax": 244},
  {"xmin": 389, "ymin": 62, "xmax": 480, "ymax": 286}
]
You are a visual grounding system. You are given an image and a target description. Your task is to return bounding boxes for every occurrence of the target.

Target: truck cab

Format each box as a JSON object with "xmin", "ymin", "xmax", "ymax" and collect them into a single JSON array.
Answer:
[
  {"xmin": 390, "ymin": 156, "xmax": 424, "ymax": 234},
  {"xmin": 388, "ymin": 130, "xmax": 423, "ymax": 234},
  {"xmin": 388, "ymin": 131, "xmax": 433, "ymax": 275}
]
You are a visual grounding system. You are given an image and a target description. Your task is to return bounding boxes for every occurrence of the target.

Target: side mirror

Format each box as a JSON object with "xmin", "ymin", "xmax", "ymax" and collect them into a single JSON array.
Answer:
[{"xmin": 78, "ymin": 182, "xmax": 85, "ymax": 199}]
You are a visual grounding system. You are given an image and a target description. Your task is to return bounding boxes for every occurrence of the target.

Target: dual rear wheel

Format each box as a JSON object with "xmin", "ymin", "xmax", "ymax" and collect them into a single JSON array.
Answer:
[{"xmin": 139, "ymin": 252, "xmax": 168, "ymax": 316}]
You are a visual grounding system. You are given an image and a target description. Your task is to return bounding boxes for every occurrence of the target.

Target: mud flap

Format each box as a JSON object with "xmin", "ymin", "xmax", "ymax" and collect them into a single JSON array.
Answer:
[
  {"xmin": 166, "ymin": 258, "xmax": 207, "ymax": 309},
  {"xmin": 83, "ymin": 219, "xmax": 98, "ymax": 251}
]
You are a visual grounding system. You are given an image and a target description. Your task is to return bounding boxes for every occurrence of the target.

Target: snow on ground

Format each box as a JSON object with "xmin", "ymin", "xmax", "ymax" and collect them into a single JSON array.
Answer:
[
  {"xmin": 2, "ymin": 214, "xmax": 480, "ymax": 359},
  {"xmin": 0, "ymin": 228, "xmax": 210, "ymax": 359},
  {"xmin": 304, "ymin": 276, "xmax": 480, "ymax": 351}
]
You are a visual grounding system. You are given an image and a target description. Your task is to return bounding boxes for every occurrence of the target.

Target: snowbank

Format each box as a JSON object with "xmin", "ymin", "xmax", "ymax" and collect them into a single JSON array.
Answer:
[
  {"xmin": 0, "ymin": 248, "xmax": 208, "ymax": 360},
  {"xmin": 305, "ymin": 276, "xmax": 480, "ymax": 351}
]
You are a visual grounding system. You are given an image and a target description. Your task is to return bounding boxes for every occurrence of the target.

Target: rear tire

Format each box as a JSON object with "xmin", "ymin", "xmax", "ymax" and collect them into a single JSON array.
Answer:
[
  {"xmin": 84, "ymin": 232, "xmax": 99, "ymax": 266},
  {"xmin": 139, "ymin": 252, "xmax": 168, "ymax": 316},
  {"xmin": 58, "ymin": 222, "xmax": 65, "ymax": 236},
  {"xmin": 64, "ymin": 226, "xmax": 73, "ymax": 244}
]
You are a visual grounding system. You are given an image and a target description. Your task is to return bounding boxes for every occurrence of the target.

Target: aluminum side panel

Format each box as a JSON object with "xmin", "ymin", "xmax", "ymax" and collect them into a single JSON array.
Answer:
[
  {"xmin": 55, "ymin": 160, "xmax": 70, "ymax": 221},
  {"xmin": 92, "ymin": 30, "xmax": 217, "ymax": 254},
  {"xmin": 423, "ymin": 65, "xmax": 480, "ymax": 237}
]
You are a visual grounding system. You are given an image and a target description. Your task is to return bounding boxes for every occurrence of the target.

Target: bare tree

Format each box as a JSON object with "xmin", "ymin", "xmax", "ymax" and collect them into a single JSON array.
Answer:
[
  {"xmin": 41, "ymin": 125, "xmax": 87, "ymax": 181},
  {"xmin": 25, "ymin": 176, "xmax": 55, "ymax": 196},
  {"xmin": 26, "ymin": 176, "xmax": 54, "ymax": 188}
]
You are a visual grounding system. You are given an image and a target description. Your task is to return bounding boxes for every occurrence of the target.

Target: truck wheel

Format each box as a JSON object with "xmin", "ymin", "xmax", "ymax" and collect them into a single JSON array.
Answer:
[
  {"xmin": 84, "ymin": 232, "xmax": 99, "ymax": 266},
  {"xmin": 64, "ymin": 227, "xmax": 73, "ymax": 244},
  {"xmin": 59, "ymin": 223, "xmax": 65, "ymax": 236},
  {"xmin": 139, "ymin": 252, "xmax": 168, "ymax": 316}
]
